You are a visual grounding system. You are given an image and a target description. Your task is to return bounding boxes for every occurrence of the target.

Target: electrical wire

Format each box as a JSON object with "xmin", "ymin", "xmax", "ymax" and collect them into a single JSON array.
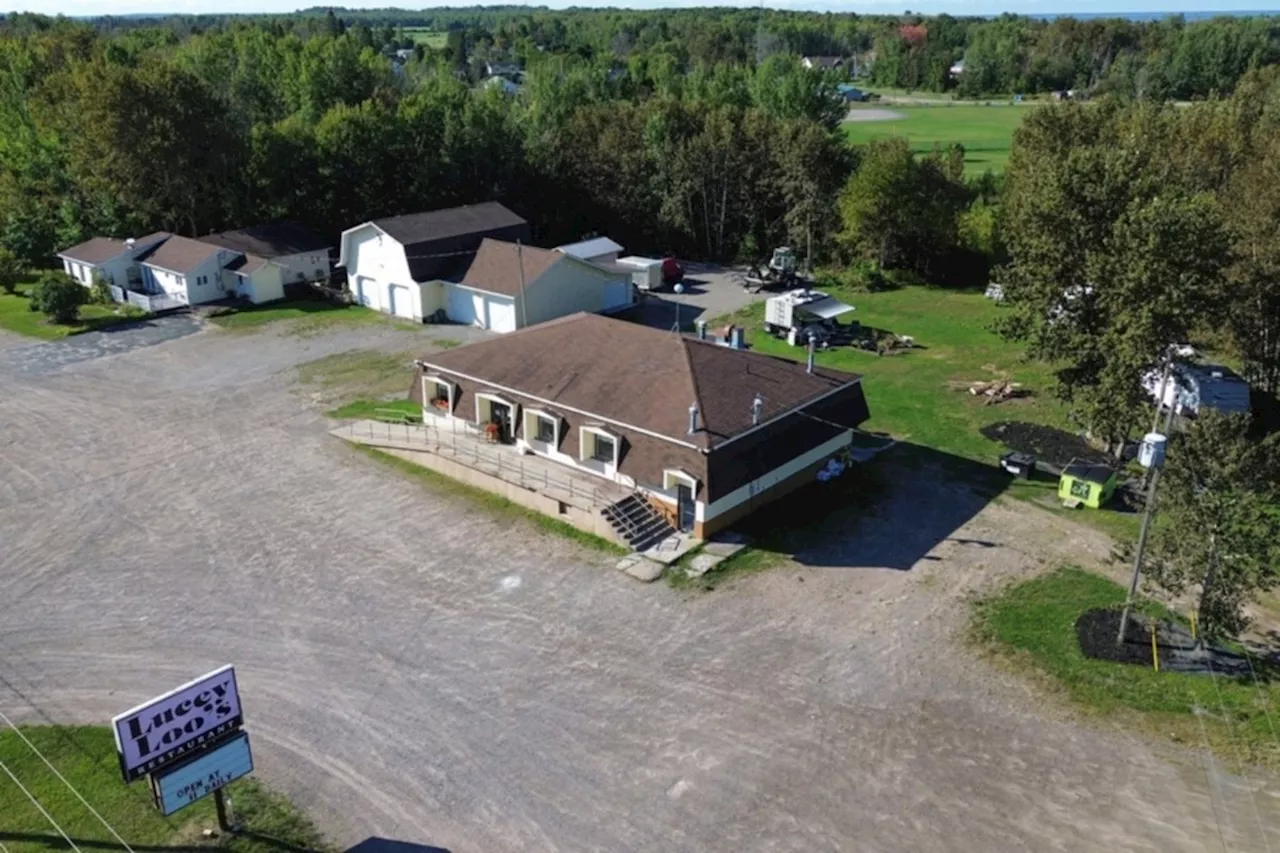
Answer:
[
  {"xmin": 0, "ymin": 709, "xmax": 135, "ymax": 853},
  {"xmin": 0, "ymin": 758, "xmax": 83, "ymax": 853}
]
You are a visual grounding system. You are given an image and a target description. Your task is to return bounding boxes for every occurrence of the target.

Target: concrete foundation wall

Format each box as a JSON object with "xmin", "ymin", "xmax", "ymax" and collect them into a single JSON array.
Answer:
[{"xmin": 377, "ymin": 446, "xmax": 624, "ymax": 545}]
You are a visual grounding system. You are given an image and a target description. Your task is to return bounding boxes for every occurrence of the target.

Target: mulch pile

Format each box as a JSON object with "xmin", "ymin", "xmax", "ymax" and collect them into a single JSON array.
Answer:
[
  {"xmin": 980, "ymin": 421, "xmax": 1112, "ymax": 470},
  {"xmin": 1076, "ymin": 608, "xmax": 1253, "ymax": 676}
]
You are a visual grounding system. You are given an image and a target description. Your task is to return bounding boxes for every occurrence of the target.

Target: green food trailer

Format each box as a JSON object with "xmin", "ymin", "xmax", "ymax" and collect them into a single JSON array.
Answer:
[{"xmin": 1058, "ymin": 460, "xmax": 1118, "ymax": 509}]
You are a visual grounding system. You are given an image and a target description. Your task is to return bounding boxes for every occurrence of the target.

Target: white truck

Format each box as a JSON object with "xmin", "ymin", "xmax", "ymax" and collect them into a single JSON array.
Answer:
[{"xmin": 764, "ymin": 289, "xmax": 856, "ymax": 346}]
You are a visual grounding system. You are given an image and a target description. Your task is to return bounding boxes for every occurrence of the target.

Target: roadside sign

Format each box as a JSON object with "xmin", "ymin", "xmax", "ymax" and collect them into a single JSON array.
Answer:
[
  {"xmin": 149, "ymin": 731, "xmax": 253, "ymax": 817},
  {"xmin": 112, "ymin": 665, "xmax": 243, "ymax": 782}
]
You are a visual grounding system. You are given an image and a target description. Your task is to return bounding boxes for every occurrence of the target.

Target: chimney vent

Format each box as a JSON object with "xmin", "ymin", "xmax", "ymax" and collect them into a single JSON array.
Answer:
[
  {"xmin": 696, "ymin": 319, "xmax": 707, "ymax": 340},
  {"xmin": 688, "ymin": 403, "xmax": 699, "ymax": 435},
  {"xmin": 806, "ymin": 334, "xmax": 817, "ymax": 374},
  {"xmin": 751, "ymin": 393, "xmax": 764, "ymax": 426}
]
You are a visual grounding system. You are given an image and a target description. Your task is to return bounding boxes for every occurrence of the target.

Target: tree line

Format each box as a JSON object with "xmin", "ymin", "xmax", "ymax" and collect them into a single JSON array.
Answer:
[{"xmin": 10, "ymin": 7, "xmax": 1278, "ymax": 100}]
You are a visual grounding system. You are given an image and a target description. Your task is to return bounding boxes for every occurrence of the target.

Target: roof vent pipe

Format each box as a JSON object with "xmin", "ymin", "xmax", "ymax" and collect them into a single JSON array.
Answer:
[
  {"xmin": 696, "ymin": 319, "xmax": 707, "ymax": 340},
  {"xmin": 751, "ymin": 393, "xmax": 764, "ymax": 426},
  {"xmin": 806, "ymin": 334, "xmax": 816, "ymax": 374},
  {"xmin": 688, "ymin": 403, "xmax": 699, "ymax": 435}
]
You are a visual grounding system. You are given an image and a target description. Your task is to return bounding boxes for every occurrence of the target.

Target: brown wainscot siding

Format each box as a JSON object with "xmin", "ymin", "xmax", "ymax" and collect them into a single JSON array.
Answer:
[{"xmin": 417, "ymin": 367, "xmax": 708, "ymax": 493}]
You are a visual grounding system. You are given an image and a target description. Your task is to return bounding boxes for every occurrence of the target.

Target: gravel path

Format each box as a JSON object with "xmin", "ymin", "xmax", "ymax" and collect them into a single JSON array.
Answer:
[
  {"xmin": 843, "ymin": 107, "xmax": 907, "ymax": 122},
  {"xmin": 0, "ymin": 322, "xmax": 1276, "ymax": 853}
]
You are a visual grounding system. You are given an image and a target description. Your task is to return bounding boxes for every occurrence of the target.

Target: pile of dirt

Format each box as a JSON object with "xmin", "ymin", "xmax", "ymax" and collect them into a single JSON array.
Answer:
[
  {"xmin": 980, "ymin": 421, "xmax": 1111, "ymax": 470},
  {"xmin": 1076, "ymin": 608, "xmax": 1253, "ymax": 676}
]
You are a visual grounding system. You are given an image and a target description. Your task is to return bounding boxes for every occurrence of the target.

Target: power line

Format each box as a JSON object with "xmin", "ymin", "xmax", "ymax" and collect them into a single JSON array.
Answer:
[
  {"xmin": 0, "ymin": 757, "xmax": 83, "ymax": 853},
  {"xmin": 0, "ymin": 710, "xmax": 135, "ymax": 853}
]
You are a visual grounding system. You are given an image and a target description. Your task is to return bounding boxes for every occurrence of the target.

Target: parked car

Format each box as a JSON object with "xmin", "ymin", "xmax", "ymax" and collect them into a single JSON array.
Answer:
[{"xmin": 662, "ymin": 255, "xmax": 684, "ymax": 288}]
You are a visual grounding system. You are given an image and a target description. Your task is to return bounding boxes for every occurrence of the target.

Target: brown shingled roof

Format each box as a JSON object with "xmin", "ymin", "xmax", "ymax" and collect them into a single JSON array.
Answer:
[
  {"xmin": 58, "ymin": 237, "xmax": 128, "ymax": 265},
  {"xmin": 460, "ymin": 239, "xmax": 562, "ymax": 297},
  {"xmin": 419, "ymin": 313, "xmax": 863, "ymax": 449},
  {"xmin": 200, "ymin": 222, "xmax": 329, "ymax": 258},
  {"xmin": 141, "ymin": 235, "xmax": 226, "ymax": 275}
]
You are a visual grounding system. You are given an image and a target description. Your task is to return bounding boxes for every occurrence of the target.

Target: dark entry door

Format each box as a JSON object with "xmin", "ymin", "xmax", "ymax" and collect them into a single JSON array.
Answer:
[
  {"xmin": 676, "ymin": 484, "xmax": 695, "ymax": 532},
  {"xmin": 490, "ymin": 402, "xmax": 512, "ymax": 443}
]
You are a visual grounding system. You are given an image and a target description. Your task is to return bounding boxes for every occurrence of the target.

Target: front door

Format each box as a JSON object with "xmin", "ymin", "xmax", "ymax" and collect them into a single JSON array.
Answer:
[
  {"xmin": 489, "ymin": 402, "xmax": 512, "ymax": 443},
  {"xmin": 676, "ymin": 484, "xmax": 695, "ymax": 532}
]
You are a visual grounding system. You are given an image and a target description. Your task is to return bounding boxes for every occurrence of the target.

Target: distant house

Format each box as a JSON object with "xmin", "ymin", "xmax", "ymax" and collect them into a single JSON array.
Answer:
[
  {"xmin": 1143, "ymin": 363, "xmax": 1251, "ymax": 417},
  {"xmin": 483, "ymin": 75, "xmax": 520, "ymax": 96},
  {"xmin": 199, "ymin": 222, "xmax": 331, "ymax": 287},
  {"xmin": 139, "ymin": 235, "xmax": 284, "ymax": 307},
  {"xmin": 409, "ymin": 313, "xmax": 871, "ymax": 539},
  {"xmin": 801, "ymin": 56, "xmax": 845, "ymax": 71},
  {"xmin": 58, "ymin": 232, "xmax": 170, "ymax": 290},
  {"xmin": 339, "ymin": 202, "xmax": 530, "ymax": 321},
  {"xmin": 57, "ymin": 232, "xmax": 284, "ymax": 308},
  {"xmin": 556, "ymin": 237, "xmax": 624, "ymax": 265},
  {"xmin": 484, "ymin": 61, "xmax": 522, "ymax": 78}
]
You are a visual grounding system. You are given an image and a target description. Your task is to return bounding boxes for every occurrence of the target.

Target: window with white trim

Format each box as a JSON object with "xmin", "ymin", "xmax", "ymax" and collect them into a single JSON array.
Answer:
[
  {"xmin": 663, "ymin": 469, "xmax": 699, "ymax": 492},
  {"xmin": 423, "ymin": 376, "xmax": 453, "ymax": 412},
  {"xmin": 579, "ymin": 426, "xmax": 620, "ymax": 466},
  {"xmin": 533, "ymin": 414, "xmax": 556, "ymax": 443}
]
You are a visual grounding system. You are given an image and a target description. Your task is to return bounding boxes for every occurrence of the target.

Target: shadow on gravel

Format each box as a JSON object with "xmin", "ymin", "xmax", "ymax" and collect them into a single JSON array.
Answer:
[
  {"xmin": 347, "ymin": 838, "xmax": 452, "ymax": 853},
  {"xmin": 726, "ymin": 442, "xmax": 1013, "ymax": 572}
]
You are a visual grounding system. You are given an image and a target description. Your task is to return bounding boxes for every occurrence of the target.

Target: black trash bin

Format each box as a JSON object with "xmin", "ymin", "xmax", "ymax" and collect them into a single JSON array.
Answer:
[{"xmin": 1000, "ymin": 451, "xmax": 1036, "ymax": 479}]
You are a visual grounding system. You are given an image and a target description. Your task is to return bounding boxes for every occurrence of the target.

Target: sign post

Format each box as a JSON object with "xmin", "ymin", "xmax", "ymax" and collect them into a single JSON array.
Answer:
[{"xmin": 113, "ymin": 665, "xmax": 253, "ymax": 826}]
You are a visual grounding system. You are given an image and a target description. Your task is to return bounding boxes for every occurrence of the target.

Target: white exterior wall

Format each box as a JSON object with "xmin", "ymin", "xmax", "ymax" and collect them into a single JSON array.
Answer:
[
  {"xmin": 700, "ymin": 430, "xmax": 852, "ymax": 523},
  {"xmin": 272, "ymin": 251, "xmax": 332, "ymax": 286},
  {"xmin": 62, "ymin": 256, "xmax": 131, "ymax": 288},
  {"xmin": 234, "ymin": 263, "xmax": 285, "ymax": 304},
  {"xmin": 521, "ymin": 258, "xmax": 634, "ymax": 327},
  {"xmin": 144, "ymin": 252, "xmax": 232, "ymax": 306},
  {"xmin": 445, "ymin": 283, "xmax": 515, "ymax": 332},
  {"xmin": 344, "ymin": 225, "xmax": 426, "ymax": 320}
]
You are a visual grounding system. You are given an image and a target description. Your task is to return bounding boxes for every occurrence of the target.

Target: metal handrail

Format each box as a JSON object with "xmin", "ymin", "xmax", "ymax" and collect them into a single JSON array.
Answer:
[{"xmin": 348, "ymin": 420, "xmax": 622, "ymax": 508}]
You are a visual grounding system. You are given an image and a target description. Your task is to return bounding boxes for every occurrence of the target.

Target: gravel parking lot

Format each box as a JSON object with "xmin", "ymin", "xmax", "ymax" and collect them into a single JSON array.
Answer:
[{"xmin": 0, "ymin": 317, "xmax": 1276, "ymax": 853}]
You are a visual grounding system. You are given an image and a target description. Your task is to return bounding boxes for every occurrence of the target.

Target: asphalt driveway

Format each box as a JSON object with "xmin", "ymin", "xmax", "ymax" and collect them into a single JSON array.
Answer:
[{"xmin": 0, "ymin": 321, "xmax": 1275, "ymax": 853}]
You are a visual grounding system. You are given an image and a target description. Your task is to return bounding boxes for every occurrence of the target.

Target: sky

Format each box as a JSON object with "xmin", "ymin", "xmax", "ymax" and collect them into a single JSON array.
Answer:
[{"xmin": 6, "ymin": 0, "xmax": 1280, "ymax": 21}]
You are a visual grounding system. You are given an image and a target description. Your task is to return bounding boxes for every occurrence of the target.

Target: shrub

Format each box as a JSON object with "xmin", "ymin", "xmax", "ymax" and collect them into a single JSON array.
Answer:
[
  {"xmin": 28, "ymin": 270, "xmax": 88, "ymax": 324},
  {"xmin": 90, "ymin": 272, "xmax": 114, "ymax": 305},
  {"xmin": 0, "ymin": 247, "xmax": 23, "ymax": 295}
]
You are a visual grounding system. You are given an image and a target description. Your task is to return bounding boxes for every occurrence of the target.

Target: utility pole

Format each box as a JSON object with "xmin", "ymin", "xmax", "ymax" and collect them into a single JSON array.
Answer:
[{"xmin": 1118, "ymin": 379, "xmax": 1178, "ymax": 644}]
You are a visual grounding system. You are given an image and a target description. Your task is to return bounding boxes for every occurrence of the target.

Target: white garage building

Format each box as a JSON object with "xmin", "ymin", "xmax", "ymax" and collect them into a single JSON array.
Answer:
[{"xmin": 338, "ymin": 202, "xmax": 531, "ymax": 322}]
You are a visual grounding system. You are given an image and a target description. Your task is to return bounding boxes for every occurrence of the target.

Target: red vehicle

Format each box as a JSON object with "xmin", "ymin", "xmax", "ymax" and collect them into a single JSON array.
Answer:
[{"xmin": 661, "ymin": 255, "xmax": 684, "ymax": 288}]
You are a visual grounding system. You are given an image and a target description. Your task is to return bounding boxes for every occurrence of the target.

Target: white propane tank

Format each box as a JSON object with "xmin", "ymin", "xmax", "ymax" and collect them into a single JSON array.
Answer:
[{"xmin": 1138, "ymin": 432, "xmax": 1168, "ymax": 469}]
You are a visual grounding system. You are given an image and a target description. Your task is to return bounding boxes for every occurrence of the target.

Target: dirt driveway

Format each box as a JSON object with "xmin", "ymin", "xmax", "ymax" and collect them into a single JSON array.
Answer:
[{"xmin": 0, "ymin": 319, "xmax": 1276, "ymax": 853}]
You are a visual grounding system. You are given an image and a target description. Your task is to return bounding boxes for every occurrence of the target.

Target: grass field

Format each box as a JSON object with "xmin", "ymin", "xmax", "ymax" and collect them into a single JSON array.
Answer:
[
  {"xmin": 0, "ymin": 725, "xmax": 327, "ymax": 853},
  {"xmin": 974, "ymin": 567, "xmax": 1280, "ymax": 769},
  {"xmin": 842, "ymin": 104, "xmax": 1034, "ymax": 176},
  {"xmin": 715, "ymin": 285, "xmax": 1143, "ymax": 539},
  {"xmin": 400, "ymin": 27, "xmax": 447, "ymax": 48},
  {"xmin": 0, "ymin": 281, "xmax": 150, "ymax": 340},
  {"xmin": 210, "ymin": 300, "xmax": 390, "ymax": 334}
]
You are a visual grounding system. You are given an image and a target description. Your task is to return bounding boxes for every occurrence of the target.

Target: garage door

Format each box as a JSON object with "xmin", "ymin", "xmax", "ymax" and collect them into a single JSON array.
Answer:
[
  {"xmin": 447, "ymin": 285, "xmax": 479, "ymax": 327},
  {"xmin": 488, "ymin": 298, "xmax": 517, "ymax": 333},
  {"xmin": 387, "ymin": 284, "xmax": 414, "ymax": 319},
  {"xmin": 354, "ymin": 276, "xmax": 374, "ymax": 308}
]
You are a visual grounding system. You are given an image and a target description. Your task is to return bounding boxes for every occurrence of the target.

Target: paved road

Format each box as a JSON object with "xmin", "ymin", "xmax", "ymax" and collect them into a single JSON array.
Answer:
[
  {"xmin": 0, "ymin": 322, "xmax": 1276, "ymax": 852},
  {"xmin": 0, "ymin": 314, "xmax": 202, "ymax": 375}
]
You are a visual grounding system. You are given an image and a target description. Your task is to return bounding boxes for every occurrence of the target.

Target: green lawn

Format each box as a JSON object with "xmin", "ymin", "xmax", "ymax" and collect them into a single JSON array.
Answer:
[
  {"xmin": 210, "ymin": 300, "xmax": 388, "ymax": 333},
  {"xmin": 975, "ymin": 567, "xmax": 1280, "ymax": 769},
  {"xmin": 327, "ymin": 398, "xmax": 423, "ymax": 421},
  {"xmin": 842, "ymin": 104, "xmax": 1034, "ymax": 176},
  {"xmin": 0, "ymin": 282, "xmax": 150, "ymax": 340},
  {"xmin": 400, "ymin": 27, "xmax": 447, "ymax": 48},
  {"xmin": 717, "ymin": 285, "xmax": 1144, "ymax": 539},
  {"xmin": 0, "ymin": 725, "xmax": 327, "ymax": 853}
]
